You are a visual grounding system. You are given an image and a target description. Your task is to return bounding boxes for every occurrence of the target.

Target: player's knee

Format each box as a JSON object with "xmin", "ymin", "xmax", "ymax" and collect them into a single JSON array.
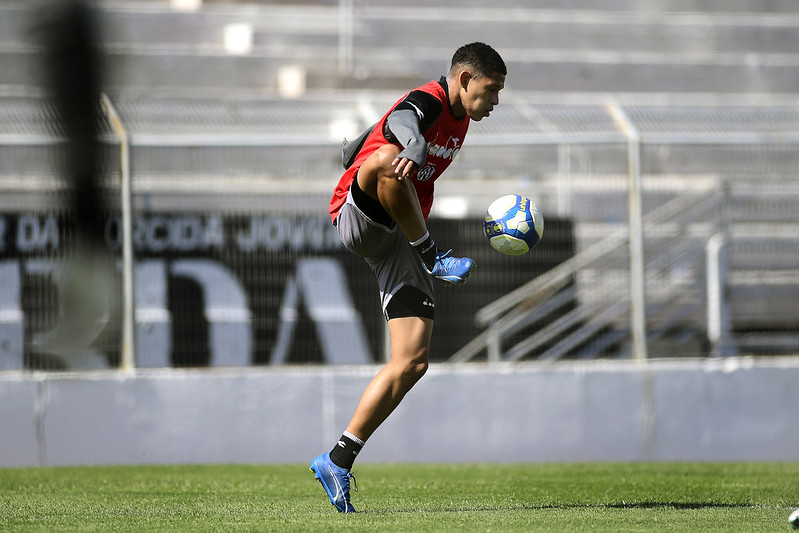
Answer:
[
  {"xmin": 412, "ymin": 358, "xmax": 429, "ymax": 381},
  {"xmin": 373, "ymin": 146, "xmax": 401, "ymax": 179},
  {"xmin": 400, "ymin": 350, "xmax": 429, "ymax": 384},
  {"xmin": 358, "ymin": 145, "xmax": 400, "ymax": 200},
  {"xmin": 374, "ymin": 143, "xmax": 401, "ymax": 165},
  {"xmin": 376, "ymin": 157, "xmax": 414, "ymax": 210}
]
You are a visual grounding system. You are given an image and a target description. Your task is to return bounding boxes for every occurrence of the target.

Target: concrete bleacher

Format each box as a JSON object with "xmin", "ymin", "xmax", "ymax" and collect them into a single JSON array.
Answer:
[
  {"xmin": 2, "ymin": 0, "xmax": 799, "ymax": 358},
  {"xmin": 4, "ymin": 0, "xmax": 799, "ymax": 94}
]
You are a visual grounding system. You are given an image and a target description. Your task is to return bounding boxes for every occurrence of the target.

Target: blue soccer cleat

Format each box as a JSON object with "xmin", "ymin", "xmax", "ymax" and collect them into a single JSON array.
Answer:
[
  {"xmin": 424, "ymin": 249, "xmax": 475, "ymax": 285},
  {"xmin": 309, "ymin": 453, "xmax": 358, "ymax": 513}
]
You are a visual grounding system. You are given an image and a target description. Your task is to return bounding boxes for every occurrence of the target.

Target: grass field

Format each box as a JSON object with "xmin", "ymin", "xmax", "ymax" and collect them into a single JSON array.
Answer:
[{"xmin": 1, "ymin": 463, "xmax": 797, "ymax": 532}]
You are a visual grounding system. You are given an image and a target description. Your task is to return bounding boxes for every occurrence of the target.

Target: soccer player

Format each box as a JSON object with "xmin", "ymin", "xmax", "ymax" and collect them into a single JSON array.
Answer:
[{"xmin": 310, "ymin": 42, "xmax": 506, "ymax": 513}]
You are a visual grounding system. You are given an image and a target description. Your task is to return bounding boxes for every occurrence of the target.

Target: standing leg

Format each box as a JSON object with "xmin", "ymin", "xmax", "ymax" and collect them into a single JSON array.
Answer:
[
  {"xmin": 310, "ymin": 316, "xmax": 432, "ymax": 513},
  {"xmin": 344, "ymin": 316, "xmax": 432, "ymax": 442}
]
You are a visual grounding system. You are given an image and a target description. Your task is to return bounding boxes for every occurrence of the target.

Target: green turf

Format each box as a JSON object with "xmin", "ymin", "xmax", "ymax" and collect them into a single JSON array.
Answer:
[{"xmin": 0, "ymin": 463, "xmax": 797, "ymax": 532}]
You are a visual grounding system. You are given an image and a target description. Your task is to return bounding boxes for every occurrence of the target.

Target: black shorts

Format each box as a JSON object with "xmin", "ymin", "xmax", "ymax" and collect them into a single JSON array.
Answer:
[{"xmin": 335, "ymin": 181, "xmax": 435, "ymax": 321}]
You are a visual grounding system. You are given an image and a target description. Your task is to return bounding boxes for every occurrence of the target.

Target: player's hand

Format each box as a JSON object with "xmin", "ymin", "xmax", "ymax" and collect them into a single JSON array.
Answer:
[{"xmin": 392, "ymin": 157, "xmax": 417, "ymax": 180}]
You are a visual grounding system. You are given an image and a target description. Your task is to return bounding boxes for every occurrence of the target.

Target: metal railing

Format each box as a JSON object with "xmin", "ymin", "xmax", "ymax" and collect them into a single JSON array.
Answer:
[
  {"xmin": 449, "ymin": 187, "xmax": 722, "ymax": 363},
  {"xmin": 100, "ymin": 94, "xmax": 135, "ymax": 371}
]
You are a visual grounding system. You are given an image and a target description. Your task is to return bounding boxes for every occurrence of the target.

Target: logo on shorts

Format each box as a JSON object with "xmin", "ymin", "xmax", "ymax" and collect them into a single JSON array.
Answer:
[{"xmin": 422, "ymin": 299, "xmax": 435, "ymax": 308}]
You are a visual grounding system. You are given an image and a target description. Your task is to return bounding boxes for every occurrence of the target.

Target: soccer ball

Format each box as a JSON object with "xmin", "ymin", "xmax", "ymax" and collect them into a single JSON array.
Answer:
[
  {"xmin": 483, "ymin": 194, "xmax": 544, "ymax": 255},
  {"xmin": 790, "ymin": 508, "xmax": 799, "ymax": 530}
]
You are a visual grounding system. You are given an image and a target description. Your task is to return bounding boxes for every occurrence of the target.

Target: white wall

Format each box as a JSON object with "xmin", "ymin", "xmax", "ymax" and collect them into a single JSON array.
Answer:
[{"xmin": 1, "ymin": 357, "xmax": 798, "ymax": 467}]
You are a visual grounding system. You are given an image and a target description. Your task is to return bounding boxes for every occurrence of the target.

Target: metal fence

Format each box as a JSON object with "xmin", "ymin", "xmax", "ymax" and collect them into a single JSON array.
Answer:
[{"xmin": 1, "ymin": 91, "xmax": 799, "ymax": 370}]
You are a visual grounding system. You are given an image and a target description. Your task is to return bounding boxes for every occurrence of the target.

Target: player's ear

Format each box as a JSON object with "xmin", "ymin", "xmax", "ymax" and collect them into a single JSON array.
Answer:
[{"xmin": 458, "ymin": 70, "xmax": 471, "ymax": 91}]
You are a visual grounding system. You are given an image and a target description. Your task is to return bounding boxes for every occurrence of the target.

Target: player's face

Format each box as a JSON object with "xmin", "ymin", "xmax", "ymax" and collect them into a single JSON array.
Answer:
[{"xmin": 463, "ymin": 73, "xmax": 504, "ymax": 121}]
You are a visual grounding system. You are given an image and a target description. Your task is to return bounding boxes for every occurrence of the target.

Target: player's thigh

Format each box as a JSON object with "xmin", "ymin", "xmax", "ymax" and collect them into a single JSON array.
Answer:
[
  {"xmin": 357, "ymin": 144, "xmax": 402, "ymax": 198},
  {"xmin": 336, "ymin": 191, "xmax": 398, "ymax": 262},
  {"xmin": 387, "ymin": 316, "xmax": 433, "ymax": 363}
]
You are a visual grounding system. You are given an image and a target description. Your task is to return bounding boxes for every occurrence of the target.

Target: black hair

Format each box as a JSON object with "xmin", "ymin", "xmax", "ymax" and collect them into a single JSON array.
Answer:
[{"xmin": 450, "ymin": 42, "xmax": 507, "ymax": 78}]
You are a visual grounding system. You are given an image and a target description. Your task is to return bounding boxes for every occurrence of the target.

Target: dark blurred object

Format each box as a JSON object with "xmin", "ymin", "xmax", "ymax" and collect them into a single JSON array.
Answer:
[
  {"xmin": 33, "ymin": 0, "xmax": 105, "ymax": 246},
  {"xmin": 29, "ymin": 0, "xmax": 114, "ymax": 368}
]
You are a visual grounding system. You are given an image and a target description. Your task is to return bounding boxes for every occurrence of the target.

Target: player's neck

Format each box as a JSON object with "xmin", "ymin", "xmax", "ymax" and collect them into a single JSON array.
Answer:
[{"xmin": 444, "ymin": 75, "xmax": 466, "ymax": 119}]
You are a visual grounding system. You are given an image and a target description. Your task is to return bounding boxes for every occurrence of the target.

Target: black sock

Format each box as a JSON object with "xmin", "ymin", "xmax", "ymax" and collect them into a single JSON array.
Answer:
[
  {"xmin": 329, "ymin": 431, "xmax": 364, "ymax": 470},
  {"xmin": 411, "ymin": 231, "xmax": 438, "ymax": 270}
]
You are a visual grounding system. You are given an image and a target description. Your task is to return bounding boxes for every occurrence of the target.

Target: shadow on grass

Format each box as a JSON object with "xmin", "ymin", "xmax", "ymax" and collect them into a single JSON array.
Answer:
[
  {"xmin": 360, "ymin": 501, "xmax": 758, "ymax": 515},
  {"xmin": 602, "ymin": 502, "xmax": 751, "ymax": 510}
]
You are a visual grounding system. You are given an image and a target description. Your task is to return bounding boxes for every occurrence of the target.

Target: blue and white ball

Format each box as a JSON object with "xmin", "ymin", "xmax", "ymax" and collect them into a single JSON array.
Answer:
[
  {"xmin": 789, "ymin": 508, "xmax": 799, "ymax": 530},
  {"xmin": 483, "ymin": 194, "xmax": 544, "ymax": 256}
]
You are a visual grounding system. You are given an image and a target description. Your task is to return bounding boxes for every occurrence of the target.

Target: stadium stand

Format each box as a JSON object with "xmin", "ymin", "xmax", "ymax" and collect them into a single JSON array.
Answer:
[
  {"xmin": 4, "ymin": 1, "xmax": 799, "ymax": 93},
  {"xmin": 1, "ymin": 0, "xmax": 798, "ymax": 365}
]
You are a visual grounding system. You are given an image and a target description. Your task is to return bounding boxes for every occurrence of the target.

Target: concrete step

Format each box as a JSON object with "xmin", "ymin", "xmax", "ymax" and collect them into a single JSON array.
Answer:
[
  {"xmin": 350, "ymin": 0, "xmax": 799, "ymax": 12},
  {"xmin": 358, "ymin": 8, "xmax": 799, "ymax": 56},
  {"xmin": 3, "ymin": 48, "xmax": 794, "ymax": 93},
  {"xmin": 10, "ymin": 5, "xmax": 795, "ymax": 55},
  {"xmin": 96, "ymin": 0, "xmax": 799, "ymax": 14},
  {"xmin": 7, "ymin": 3, "xmax": 799, "ymax": 93}
]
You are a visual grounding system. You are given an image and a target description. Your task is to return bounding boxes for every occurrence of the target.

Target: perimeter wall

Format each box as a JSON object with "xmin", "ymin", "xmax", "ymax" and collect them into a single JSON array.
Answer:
[{"xmin": 2, "ymin": 357, "xmax": 797, "ymax": 467}]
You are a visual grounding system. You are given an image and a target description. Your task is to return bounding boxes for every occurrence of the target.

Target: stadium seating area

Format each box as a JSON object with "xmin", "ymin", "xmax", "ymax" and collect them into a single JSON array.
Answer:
[
  {"xmin": 2, "ymin": 0, "xmax": 799, "ymax": 362},
  {"xmin": 3, "ymin": 0, "xmax": 799, "ymax": 93}
]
